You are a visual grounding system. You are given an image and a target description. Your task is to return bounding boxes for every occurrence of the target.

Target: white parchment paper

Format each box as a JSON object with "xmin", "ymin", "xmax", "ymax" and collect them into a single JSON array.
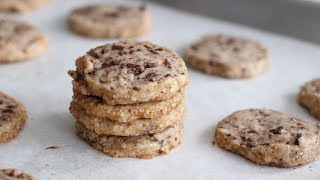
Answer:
[{"xmin": 0, "ymin": 0, "xmax": 320, "ymax": 179}]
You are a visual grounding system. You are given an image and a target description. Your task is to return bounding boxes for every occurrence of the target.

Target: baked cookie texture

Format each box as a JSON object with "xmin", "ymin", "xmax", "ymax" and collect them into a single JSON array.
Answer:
[
  {"xmin": 0, "ymin": 169, "xmax": 34, "ymax": 180},
  {"xmin": 298, "ymin": 78, "xmax": 320, "ymax": 120},
  {"xmin": 72, "ymin": 89, "xmax": 185, "ymax": 122},
  {"xmin": 0, "ymin": 92, "xmax": 27, "ymax": 144},
  {"xmin": 68, "ymin": 40, "xmax": 188, "ymax": 105},
  {"xmin": 68, "ymin": 4, "xmax": 151, "ymax": 38},
  {"xmin": 185, "ymin": 34, "xmax": 271, "ymax": 78},
  {"xmin": 76, "ymin": 121, "xmax": 183, "ymax": 159},
  {"xmin": 69, "ymin": 40, "xmax": 188, "ymax": 158},
  {"xmin": 0, "ymin": 0, "xmax": 49, "ymax": 14},
  {"xmin": 215, "ymin": 109, "xmax": 320, "ymax": 168},
  {"xmin": 0, "ymin": 19, "xmax": 48, "ymax": 63},
  {"xmin": 70, "ymin": 101, "xmax": 186, "ymax": 136}
]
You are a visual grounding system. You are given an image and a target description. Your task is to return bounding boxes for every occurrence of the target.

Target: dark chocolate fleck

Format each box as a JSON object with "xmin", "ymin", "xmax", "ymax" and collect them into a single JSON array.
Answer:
[
  {"xmin": 87, "ymin": 51, "xmax": 100, "ymax": 59},
  {"xmin": 144, "ymin": 62, "xmax": 156, "ymax": 69},
  {"xmin": 294, "ymin": 133, "xmax": 302, "ymax": 145},
  {"xmin": 126, "ymin": 64, "xmax": 142, "ymax": 75},
  {"xmin": 163, "ymin": 59, "xmax": 171, "ymax": 68},
  {"xmin": 144, "ymin": 72, "xmax": 157, "ymax": 82},
  {"xmin": 270, "ymin": 126, "xmax": 285, "ymax": 134},
  {"xmin": 112, "ymin": 45, "xmax": 124, "ymax": 51}
]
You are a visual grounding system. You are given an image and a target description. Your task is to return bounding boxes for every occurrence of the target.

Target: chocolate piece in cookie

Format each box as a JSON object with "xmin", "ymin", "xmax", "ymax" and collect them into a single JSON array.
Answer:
[
  {"xmin": 215, "ymin": 109, "xmax": 320, "ymax": 167},
  {"xmin": 69, "ymin": 40, "xmax": 188, "ymax": 105},
  {"xmin": 0, "ymin": 19, "xmax": 48, "ymax": 63},
  {"xmin": 0, "ymin": 92, "xmax": 27, "ymax": 143},
  {"xmin": 184, "ymin": 34, "xmax": 271, "ymax": 78},
  {"xmin": 298, "ymin": 78, "xmax": 320, "ymax": 120},
  {"xmin": 68, "ymin": 4, "xmax": 151, "ymax": 38}
]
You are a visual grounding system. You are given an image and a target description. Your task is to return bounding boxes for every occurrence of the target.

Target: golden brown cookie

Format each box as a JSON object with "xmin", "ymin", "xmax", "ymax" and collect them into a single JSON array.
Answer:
[
  {"xmin": 0, "ymin": 92, "xmax": 27, "ymax": 144},
  {"xmin": 185, "ymin": 34, "xmax": 271, "ymax": 78},
  {"xmin": 68, "ymin": 4, "xmax": 151, "ymax": 38},
  {"xmin": 298, "ymin": 78, "xmax": 320, "ymax": 120},
  {"xmin": 0, "ymin": 169, "xmax": 34, "ymax": 180},
  {"xmin": 0, "ymin": 0, "xmax": 49, "ymax": 14},
  {"xmin": 72, "ymin": 89, "xmax": 185, "ymax": 122},
  {"xmin": 0, "ymin": 19, "xmax": 48, "ymax": 63},
  {"xmin": 215, "ymin": 109, "xmax": 320, "ymax": 168},
  {"xmin": 68, "ymin": 40, "xmax": 188, "ymax": 105},
  {"xmin": 70, "ymin": 101, "xmax": 186, "ymax": 136},
  {"xmin": 76, "ymin": 121, "xmax": 183, "ymax": 159}
]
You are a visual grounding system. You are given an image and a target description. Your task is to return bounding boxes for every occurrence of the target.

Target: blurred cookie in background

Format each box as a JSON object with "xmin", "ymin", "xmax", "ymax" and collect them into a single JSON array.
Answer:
[
  {"xmin": 0, "ymin": 19, "xmax": 48, "ymax": 63},
  {"xmin": 68, "ymin": 4, "xmax": 151, "ymax": 38},
  {"xmin": 0, "ymin": 0, "xmax": 49, "ymax": 14},
  {"xmin": 184, "ymin": 34, "xmax": 271, "ymax": 79}
]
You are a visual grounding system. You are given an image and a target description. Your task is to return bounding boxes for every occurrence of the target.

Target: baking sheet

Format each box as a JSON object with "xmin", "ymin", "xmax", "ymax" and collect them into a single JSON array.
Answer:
[{"xmin": 0, "ymin": 0, "xmax": 320, "ymax": 179}]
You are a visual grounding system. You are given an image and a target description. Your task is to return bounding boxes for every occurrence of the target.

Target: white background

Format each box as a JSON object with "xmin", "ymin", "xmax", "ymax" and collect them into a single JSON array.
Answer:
[{"xmin": 0, "ymin": 0, "xmax": 320, "ymax": 179}]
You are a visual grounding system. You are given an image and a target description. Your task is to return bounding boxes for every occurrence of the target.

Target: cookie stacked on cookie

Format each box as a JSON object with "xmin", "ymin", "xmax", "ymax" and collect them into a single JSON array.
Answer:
[{"xmin": 68, "ymin": 40, "xmax": 188, "ymax": 159}]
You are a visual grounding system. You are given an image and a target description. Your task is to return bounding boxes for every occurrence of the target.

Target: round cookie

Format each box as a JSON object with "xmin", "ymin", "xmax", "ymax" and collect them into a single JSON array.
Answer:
[
  {"xmin": 0, "ymin": 169, "xmax": 34, "ymax": 180},
  {"xmin": 0, "ymin": 0, "xmax": 49, "ymax": 14},
  {"xmin": 72, "ymin": 89, "xmax": 185, "ymax": 122},
  {"xmin": 76, "ymin": 121, "xmax": 183, "ymax": 159},
  {"xmin": 298, "ymin": 78, "xmax": 320, "ymax": 120},
  {"xmin": 70, "ymin": 101, "xmax": 185, "ymax": 136},
  {"xmin": 215, "ymin": 109, "xmax": 320, "ymax": 168},
  {"xmin": 0, "ymin": 92, "xmax": 27, "ymax": 143},
  {"xmin": 184, "ymin": 34, "xmax": 271, "ymax": 78},
  {"xmin": 68, "ymin": 40, "xmax": 188, "ymax": 105},
  {"xmin": 0, "ymin": 19, "xmax": 48, "ymax": 63},
  {"xmin": 68, "ymin": 4, "xmax": 151, "ymax": 38}
]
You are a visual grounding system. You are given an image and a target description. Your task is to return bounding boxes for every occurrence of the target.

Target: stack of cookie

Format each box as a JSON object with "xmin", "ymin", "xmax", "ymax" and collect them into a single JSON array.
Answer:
[{"xmin": 68, "ymin": 40, "xmax": 188, "ymax": 159}]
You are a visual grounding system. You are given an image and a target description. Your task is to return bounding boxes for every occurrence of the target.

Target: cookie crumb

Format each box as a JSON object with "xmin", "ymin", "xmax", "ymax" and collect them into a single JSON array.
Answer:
[{"xmin": 45, "ymin": 145, "xmax": 60, "ymax": 150}]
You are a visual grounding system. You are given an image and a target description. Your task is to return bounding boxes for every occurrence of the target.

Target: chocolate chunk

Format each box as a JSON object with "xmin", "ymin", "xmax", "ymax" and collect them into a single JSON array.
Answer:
[
  {"xmin": 104, "ymin": 12, "xmax": 119, "ymax": 17},
  {"xmin": 294, "ymin": 133, "xmax": 302, "ymax": 145},
  {"xmin": 144, "ymin": 72, "xmax": 157, "ymax": 82},
  {"xmin": 144, "ymin": 62, "xmax": 156, "ymax": 69},
  {"xmin": 87, "ymin": 51, "xmax": 100, "ymax": 59},
  {"xmin": 163, "ymin": 59, "xmax": 172, "ymax": 68},
  {"xmin": 2, "ymin": 109, "xmax": 14, "ymax": 114},
  {"xmin": 126, "ymin": 64, "xmax": 142, "ymax": 75},
  {"xmin": 112, "ymin": 45, "xmax": 124, "ymax": 51},
  {"xmin": 129, "ymin": 50, "xmax": 134, "ymax": 54},
  {"xmin": 226, "ymin": 38, "xmax": 235, "ymax": 45},
  {"xmin": 270, "ymin": 126, "xmax": 285, "ymax": 134},
  {"xmin": 248, "ymin": 130, "xmax": 257, "ymax": 134},
  {"xmin": 102, "ymin": 61, "xmax": 119, "ymax": 68},
  {"xmin": 155, "ymin": 48, "xmax": 163, "ymax": 51}
]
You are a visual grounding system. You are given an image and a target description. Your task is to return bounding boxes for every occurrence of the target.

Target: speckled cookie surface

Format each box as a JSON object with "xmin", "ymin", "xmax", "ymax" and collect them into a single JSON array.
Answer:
[
  {"xmin": 68, "ymin": 40, "xmax": 188, "ymax": 105},
  {"xmin": 0, "ymin": 92, "xmax": 27, "ymax": 143},
  {"xmin": 185, "ymin": 34, "xmax": 271, "ymax": 78},
  {"xmin": 70, "ymin": 101, "xmax": 185, "ymax": 136},
  {"xmin": 0, "ymin": 0, "xmax": 49, "ymax": 13},
  {"xmin": 0, "ymin": 169, "xmax": 34, "ymax": 180},
  {"xmin": 215, "ymin": 109, "xmax": 320, "ymax": 167},
  {"xmin": 76, "ymin": 121, "xmax": 183, "ymax": 159},
  {"xmin": 0, "ymin": 19, "xmax": 48, "ymax": 63},
  {"xmin": 298, "ymin": 78, "xmax": 320, "ymax": 120},
  {"xmin": 68, "ymin": 4, "xmax": 151, "ymax": 38},
  {"xmin": 72, "ymin": 89, "xmax": 185, "ymax": 122}
]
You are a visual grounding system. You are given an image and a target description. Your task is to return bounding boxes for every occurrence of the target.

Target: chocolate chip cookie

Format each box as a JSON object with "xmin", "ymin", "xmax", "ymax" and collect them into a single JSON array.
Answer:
[
  {"xmin": 185, "ymin": 34, "xmax": 271, "ymax": 78},
  {"xmin": 68, "ymin": 4, "xmax": 151, "ymax": 38},
  {"xmin": 0, "ymin": 92, "xmax": 27, "ymax": 143},
  {"xmin": 68, "ymin": 40, "xmax": 188, "ymax": 105},
  {"xmin": 0, "ymin": 169, "xmax": 34, "ymax": 180},
  {"xmin": 0, "ymin": 19, "xmax": 48, "ymax": 63},
  {"xmin": 215, "ymin": 109, "xmax": 320, "ymax": 167},
  {"xmin": 70, "ymin": 101, "xmax": 186, "ymax": 136},
  {"xmin": 0, "ymin": 0, "xmax": 49, "ymax": 14},
  {"xmin": 76, "ymin": 121, "xmax": 183, "ymax": 159},
  {"xmin": 298, "ymin": 78, "xmax": 320, "ymax": 120}
]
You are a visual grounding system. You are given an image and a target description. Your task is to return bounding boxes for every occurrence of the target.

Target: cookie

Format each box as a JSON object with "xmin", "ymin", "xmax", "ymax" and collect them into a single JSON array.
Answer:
[
  {"xmin": 0, "ymin": 19, "xmax": 48, "ymax": 63},
  {"xmin": 215, "ymin": 109, "xmax": 320, "ymax": 167},
  {"xmin": 72, "ymin": 89, "xmax": 184, "ymax": 122},
  {"xmin": 68, "ymin": 4, "xmax": 151, "ymax": 38},
  {"xmin": 0, "ymin": 92, "xmax": 27, "ymax": 144},
  {"xmin": 0, "ymin": 0, "xmax": 49, "ymax": 14},
  {"xmin": 0, "ymin": 169, "xmax": 34, "ymax": 180},
  {"xmin": 68, "ymin": 40, "xmax": 188, "ymax": 105},
  {"xmin": 298, "ymin": 78, "xmax": 320, "ymax": 120},
  {"xmin": 76, "ymin": 121, "xmax": 183, "ymax": 159},
  {"xmin": 184, "ymin": 34, "xmax": 271, "ymax": 78},
  {"xmin": 70, "ymin": 101, "xmax": 185, "ymax": 136}
]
